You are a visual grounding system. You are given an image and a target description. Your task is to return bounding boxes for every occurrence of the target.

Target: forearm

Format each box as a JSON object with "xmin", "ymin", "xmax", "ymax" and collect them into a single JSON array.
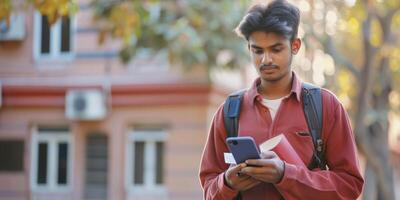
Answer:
[
  {"xmin": 202, "ymin": 172, "xmax": 238, "ymax": 200},
  {"xmin": 275, "ymin": 163, "xmax": 363, "ymax": 200},
  {"xmin": 200, "ymin": 105, "xmax": 240, "ymax": 199}
]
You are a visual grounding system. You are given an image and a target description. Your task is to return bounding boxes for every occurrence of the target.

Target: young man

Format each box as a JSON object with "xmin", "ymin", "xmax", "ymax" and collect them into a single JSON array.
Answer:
[{"xmin": 199, "ymin": 1, "xmax": 364, "ymax": 199}]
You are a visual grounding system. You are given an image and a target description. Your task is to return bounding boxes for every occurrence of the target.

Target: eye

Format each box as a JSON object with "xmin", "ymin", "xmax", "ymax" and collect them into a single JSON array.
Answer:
[
  {"xmin": 252, "ymin": 49, "xmax": 263, "ymax": 55},
  {"xmin": 272, "ymin": 48, "xmax": 283, "ymax": 53}
]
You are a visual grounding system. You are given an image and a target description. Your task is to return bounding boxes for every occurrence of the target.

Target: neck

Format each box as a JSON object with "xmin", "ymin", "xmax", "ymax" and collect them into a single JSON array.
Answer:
[{"xmin": 258, "ymin": 72, "xmax": 293, "ymax": 99}]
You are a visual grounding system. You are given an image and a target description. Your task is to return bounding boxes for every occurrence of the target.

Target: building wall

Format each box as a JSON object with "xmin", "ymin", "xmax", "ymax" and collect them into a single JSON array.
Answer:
[
  {"xmin": 0, "ymin": 84, "xmax": 226, "ymax": 200},
  {"xmin": 3, "ymin": 2, "xmax": 398, "ymax": 200},
  {"xmin": 0, "ymin": 5, "xmax": 207, "ymax": 85},
  {"xmin": 0, "ymin": 1, "xmax": 228, "ymax": 199}
]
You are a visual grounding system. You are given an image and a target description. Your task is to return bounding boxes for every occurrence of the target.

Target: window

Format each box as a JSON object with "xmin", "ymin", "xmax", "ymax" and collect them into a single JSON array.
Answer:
[
  {"xmin": 30, "ymin": 127, "xmax": 73, "ymax": 192},
  {"xmin": 126, "ymin": 129, "xmax": 166, "ymax": 193},
  {"xmin": 0, "ymin": 140, "xmax": 24, "ymax": 171},
  {"xmin": 33, "ymin": 12, "xmax": 74, "ymax": 61}
]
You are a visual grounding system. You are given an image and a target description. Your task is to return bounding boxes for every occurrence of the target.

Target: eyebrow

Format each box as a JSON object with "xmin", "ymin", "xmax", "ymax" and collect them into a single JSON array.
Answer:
[{"xmin": 250, "ymin": 43, "xmax": 284, "ymax": 49}]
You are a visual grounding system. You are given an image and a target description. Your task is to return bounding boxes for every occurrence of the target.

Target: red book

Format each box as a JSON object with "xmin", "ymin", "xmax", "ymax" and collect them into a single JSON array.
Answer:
[{"xmin": 259, "ymin": 134, "xmax": 305, "ymax": 167}]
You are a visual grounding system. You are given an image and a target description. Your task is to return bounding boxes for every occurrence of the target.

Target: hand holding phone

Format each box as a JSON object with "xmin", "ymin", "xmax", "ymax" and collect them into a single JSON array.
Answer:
[{"xmin": 226, "ymin": 136, "xmax": 261, "ymax": 164}]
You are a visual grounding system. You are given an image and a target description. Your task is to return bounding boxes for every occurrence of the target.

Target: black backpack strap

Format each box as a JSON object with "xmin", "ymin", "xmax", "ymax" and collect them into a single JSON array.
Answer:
[
  {"xmin": 223, "ymin": 89, "xmax": 245, "ymax": 200},
  {"xmin": 223, "ymin": 89, "xmax": 246, "ymax": 138},
  {"xmin": 302, "ymin": 83, "xmax": 327, "ymax": 170}
]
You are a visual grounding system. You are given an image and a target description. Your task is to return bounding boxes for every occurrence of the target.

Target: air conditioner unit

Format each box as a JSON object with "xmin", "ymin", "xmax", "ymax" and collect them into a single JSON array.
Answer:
[
  {"xmin": 0, "ymin": 13, "xmax": 26, "ymax": 41},
  {"xmin": 65, "ymin": 90, "xmax": 107, "ymax": 121}
]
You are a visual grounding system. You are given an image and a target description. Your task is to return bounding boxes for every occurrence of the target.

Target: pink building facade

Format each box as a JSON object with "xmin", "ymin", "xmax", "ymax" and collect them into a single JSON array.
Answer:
[
  {"xmin": 0, "ymin": 2, "xmax": 226, "ymax": 200},
  {"xmin": 2, "ymin": 1, "xmax": 399, "ymax": 200}
]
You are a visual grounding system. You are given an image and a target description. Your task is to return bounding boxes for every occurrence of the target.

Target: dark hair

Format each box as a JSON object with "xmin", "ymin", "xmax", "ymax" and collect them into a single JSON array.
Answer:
[{"xmin": 235, "ymin": 0, "xmax": 300, "ymax": 41}]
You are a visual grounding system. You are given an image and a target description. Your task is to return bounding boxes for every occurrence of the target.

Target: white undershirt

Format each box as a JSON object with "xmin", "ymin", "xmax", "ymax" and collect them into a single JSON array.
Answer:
[{"xmin": 261, "ymin": 97, "xmax": 284, "ymax": 120}]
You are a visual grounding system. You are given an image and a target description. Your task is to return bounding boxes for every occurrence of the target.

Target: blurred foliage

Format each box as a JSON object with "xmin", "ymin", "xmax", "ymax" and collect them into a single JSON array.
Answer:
[
  {"xmin": 0, "ymin": 0, "xmax": 399, "ymax": 107},
  {"xmin": 302, "ymin": 1, "xmax": 400, "ymax": 197},
  {"xmin": 0, "ymin": 0, "xmax": 249, "ymax": 72},
  {"xmin": 0, "ymin": 0, "xmax": 79, "ymax": 25},
  {"xmin": 90, "ymin": 0, "xmax": 249, "ymax": 69},
  {"xmin": 345, "ymin": 0, "xmax": 399, "ymax": 113},
  {"xmin": 300, "ymin": 0, "xmax": 400, "ymax": 114},
  {"xmin": 0, "ymin": 0, "xmax": 12, "ymax": 22},
  {"xmin": 29, "ymin": 0, "xmax": 79, "ymax": 25}
]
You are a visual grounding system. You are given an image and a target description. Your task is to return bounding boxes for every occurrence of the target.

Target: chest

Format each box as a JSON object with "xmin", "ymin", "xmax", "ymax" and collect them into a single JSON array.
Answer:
[{"xmin": 237, "ymin": 99, "xmax": 314, "ymax": 165}]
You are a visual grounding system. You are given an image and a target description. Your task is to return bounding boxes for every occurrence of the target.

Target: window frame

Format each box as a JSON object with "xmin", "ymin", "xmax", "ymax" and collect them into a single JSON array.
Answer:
[
  {"xmin": 33, "ymin": 12, "xmax": 75, "ymax": 62},
  {"xmin": 0, "ymin": 140, "xmax": 24, "ymax": 172},
  {"xmin": 125, "ymin": 129, "xmax": 167, "ymax": 194},
  {"xmin": 30, "ymin": 127, "xmax": 73, "ymax": 193}
]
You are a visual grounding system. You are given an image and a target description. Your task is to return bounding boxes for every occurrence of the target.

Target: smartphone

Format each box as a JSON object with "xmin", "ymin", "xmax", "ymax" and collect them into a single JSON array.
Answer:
[{"xmin": 226, "ymin": 136, "xmax": 261, "ymax": 164}]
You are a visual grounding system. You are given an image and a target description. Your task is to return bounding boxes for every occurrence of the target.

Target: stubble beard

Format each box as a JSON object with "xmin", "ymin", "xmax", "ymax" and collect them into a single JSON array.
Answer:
[{"xmin": 259, "ymin": 55, "xmax": 293, "ymax": 83}]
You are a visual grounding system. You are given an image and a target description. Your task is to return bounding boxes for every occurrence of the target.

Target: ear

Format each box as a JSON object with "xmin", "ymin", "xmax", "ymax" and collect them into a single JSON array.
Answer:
[{"xmin": 291, "ymin": 38, "xmax": 301, "ymax": 55}]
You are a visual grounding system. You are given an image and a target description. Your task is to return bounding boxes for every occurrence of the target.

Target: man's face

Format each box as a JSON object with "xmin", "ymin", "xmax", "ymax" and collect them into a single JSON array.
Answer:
[{"xmin": 248, "ymin": 31, "xmax": 300, "ymax": 83}]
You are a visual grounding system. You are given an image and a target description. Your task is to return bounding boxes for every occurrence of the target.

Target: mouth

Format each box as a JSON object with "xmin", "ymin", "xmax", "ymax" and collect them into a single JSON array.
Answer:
[{"xmin": 259, "ymin": 65, "xmax": 278, "ymax": 73}]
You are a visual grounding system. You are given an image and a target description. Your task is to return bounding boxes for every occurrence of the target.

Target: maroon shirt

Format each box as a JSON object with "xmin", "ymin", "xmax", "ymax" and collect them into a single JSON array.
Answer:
[{"xmin": 199, "ymin": 73, "xmax": 364, "ymax": 200}]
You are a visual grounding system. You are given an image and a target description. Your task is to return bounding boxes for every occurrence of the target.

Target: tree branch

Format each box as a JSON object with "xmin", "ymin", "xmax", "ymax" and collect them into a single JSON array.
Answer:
[{"xmin": 322, "ymin": 36, "xmax": 361, "ymax": 81}]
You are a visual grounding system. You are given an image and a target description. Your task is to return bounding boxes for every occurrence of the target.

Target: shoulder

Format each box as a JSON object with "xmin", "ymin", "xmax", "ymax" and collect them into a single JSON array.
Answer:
[
  {"xmin": 224, "ymin": 88, "xmax": 249, "ymax": 106},
  {"xmin": 320, "ymin": 88, "xmax": 342, "ymax": 110},
  {"xmin": 216, "ymin": 87, "xmax": 248, "ymax": 118},
  {"xmin": 301, "ymin": 82, "xmax": 342, "ymax": 110},
  {"xmin": 226, "ymin": 89, "xmax": 248, "ymax": 100},
  {"xmin": 320, "ymin": 88, "xmax": 348, "ymax": 123},
  {"xmin": 221, "ymin": 89, "xmax": 249, "ymax": 116}
]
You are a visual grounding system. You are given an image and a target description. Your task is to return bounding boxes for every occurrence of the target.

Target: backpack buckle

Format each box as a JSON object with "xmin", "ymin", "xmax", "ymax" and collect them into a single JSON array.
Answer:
[{"xmin": 317, "ymin": 139, "xmax": 323, "ymax": 152}]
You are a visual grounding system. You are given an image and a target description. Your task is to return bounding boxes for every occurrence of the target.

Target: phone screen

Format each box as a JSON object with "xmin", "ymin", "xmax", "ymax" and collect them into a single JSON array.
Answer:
[{"xmin": 226, "ymin": 136, "xmax": 260, "ymax": 164}]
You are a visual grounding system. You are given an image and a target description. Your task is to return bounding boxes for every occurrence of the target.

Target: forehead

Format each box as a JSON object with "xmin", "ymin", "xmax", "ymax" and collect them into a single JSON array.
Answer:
[{"xmin": 248, "ymin": 31, "xmax": 290, "ymax": 47}]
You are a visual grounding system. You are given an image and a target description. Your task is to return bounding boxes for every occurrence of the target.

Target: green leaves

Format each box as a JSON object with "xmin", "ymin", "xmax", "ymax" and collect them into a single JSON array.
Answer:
[
  {"xmin": 30, "ymin": 0, "xmax": 79, "ymax": 25},
  {"xmin": 0, "ymin": 0, "xmax": 12, "ymax": 21},
  {"xmin": 91, "ymin": 0, "xmax": 249, "ymax": 69},
  {"xmin": 2, "ymin": 0, "xmax": 249, "ymax": 71}
]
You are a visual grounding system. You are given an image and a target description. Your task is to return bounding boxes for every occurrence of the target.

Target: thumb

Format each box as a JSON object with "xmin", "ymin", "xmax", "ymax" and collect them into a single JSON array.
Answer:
[
  {"xmin": 230, "ymin": 163, "xmax": 247, "ymax": 172},
  {"xmin": 260, "ymin": 151, "xmax": 277, "ymax": 159}
]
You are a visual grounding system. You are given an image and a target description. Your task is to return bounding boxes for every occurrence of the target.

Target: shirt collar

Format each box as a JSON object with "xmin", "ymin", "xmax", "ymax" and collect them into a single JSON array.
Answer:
[{"xmin": 248, "ymin": 71, "xmax": 303, "ymax": 106}]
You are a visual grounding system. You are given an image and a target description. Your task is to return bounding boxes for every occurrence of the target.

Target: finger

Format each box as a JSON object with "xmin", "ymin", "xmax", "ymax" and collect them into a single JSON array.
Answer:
[
  {"xmin": 240, "ymin": 179, "xmax": 261, "ymax": 191},
  {"xmin": 245, "ymin": 158, "xmax": 275, "ymax": 167},
  {"xmin": 236, "ymin": 174, "xmax": 252, "ymax": 181},
  {"xmin": 225, "ymin": 167, "xmax": 252, "ymax": 190},
  {"xmin": 230, "ymin": 174, "xmax": 253, "ymax": 188},
  {"xmin": 227, "ymin": 163, "xmax": 246, "ymax": 176},
  {"xmin": 229, "ymin": 163, "xmax": 247, "ymax": 172},
  {"xmin": 240, "ymin": 166, "xmax": 278, "ymax": 176},
  {"xmin": 236, "ymin": 170, "xmax": 257, "ymax": 178},
  {"xmin": 240, "ymin": 166, "xmax": 282, "ymax": 183},
  {"xmin": 260, "ymin": 151, "xmax": 277, "ymax": 159},
  {"xmin": 251, "ymin": 172, "xmax": 283, "ymax": 183},
  {"xmin": 235, "ymin": 177, "xmax": 260, "ymax": 190},
  {"xmin": 229, "ymin": 168, "xmax": 252, "ymax": 181}
]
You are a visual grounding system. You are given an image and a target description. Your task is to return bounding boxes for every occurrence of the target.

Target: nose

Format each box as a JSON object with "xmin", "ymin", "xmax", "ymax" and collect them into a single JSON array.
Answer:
[{"xmin": 261, "ymin": 52, "xmax": 272, "ymax": 64}]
